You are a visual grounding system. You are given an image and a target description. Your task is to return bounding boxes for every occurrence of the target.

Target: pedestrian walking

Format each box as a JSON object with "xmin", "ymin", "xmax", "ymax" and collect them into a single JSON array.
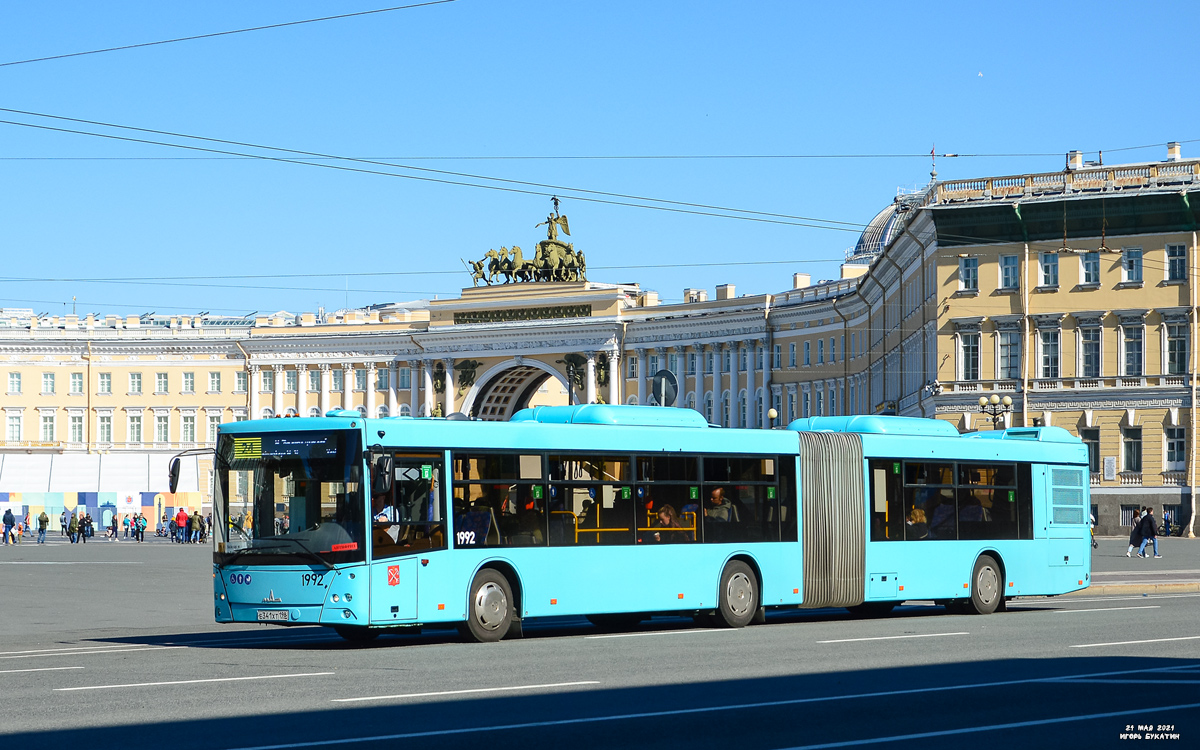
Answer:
[
  {"xmin": 60, "ymin": 510, "xmax": 68, "ymax": 536},
  {"xmin": 68, "ymin": 513, "xmax": 79, "ymax": 543},
  {"xmin": 1138, "ymin": 507, "xmax": 1161, "ymax": 558},
  {"xmin": 1126, "ymin": 508, "xmax": 1142, "ymax": 557},
  {"xmin": 79, "ymin": 513, "xmax": 90, "ymax": 544},
  {"xmin": 175, "ymin": 508, "xmax": 190, "ymax": 544},
  {"xmin": 2, "ymin": 507, "xmax": 14, "ymax": 545},
  {"xmin": 23, "ymin": 512, "xmax": 31, "ymax": 538},
  {"xmin": 123, "ymin": 515, "xmax": 131, "ymax": 539},
  {"xmin": 37, "ymin": 510, "xmax": 49, "ymax": 544},
  {"xmin": 137, "ymin": 513, "xmax": 147, "ymax": 542}
]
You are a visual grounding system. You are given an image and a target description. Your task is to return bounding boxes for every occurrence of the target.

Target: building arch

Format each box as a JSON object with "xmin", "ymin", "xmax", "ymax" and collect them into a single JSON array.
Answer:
[{"xmin": 461, "ymin": 358, "xmax": 572, "ymax": 421}]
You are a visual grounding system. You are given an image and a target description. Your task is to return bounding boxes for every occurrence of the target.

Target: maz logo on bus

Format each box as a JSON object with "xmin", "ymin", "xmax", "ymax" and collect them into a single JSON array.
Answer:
[{"xmin": 229, "ymin": 573, "xmax": 252, "ymax": 585}]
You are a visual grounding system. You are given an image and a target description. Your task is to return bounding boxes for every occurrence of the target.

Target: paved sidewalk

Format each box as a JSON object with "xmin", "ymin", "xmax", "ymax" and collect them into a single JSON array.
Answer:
[{"xmin": 1070, "ymin": 536, "xmax": 1200, "ymax": 596}]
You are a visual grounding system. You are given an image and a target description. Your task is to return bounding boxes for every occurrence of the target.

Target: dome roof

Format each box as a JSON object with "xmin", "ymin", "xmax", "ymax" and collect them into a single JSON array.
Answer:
[{"xmin": 850, "ymin": 201, "xmax": 908, "ymax": 262}]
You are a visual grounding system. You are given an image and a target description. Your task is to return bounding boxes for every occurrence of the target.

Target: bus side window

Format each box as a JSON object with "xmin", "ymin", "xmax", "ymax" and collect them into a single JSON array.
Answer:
[
  {"xmin": 373, "ymin": 455, "xmax": 446, "ymax": 559},
  {"xmin": 868, "ymin": 460, "xmax": 904, "ymax": 541},
  {"xmin": 451, "ymin": 453, "xmax": 547, "ymax": 548}
]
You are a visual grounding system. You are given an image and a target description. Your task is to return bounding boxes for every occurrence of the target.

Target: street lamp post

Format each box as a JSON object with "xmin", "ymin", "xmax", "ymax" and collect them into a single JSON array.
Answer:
[{"xmin": 978, "ymin": 394, "xmax": 1013, "ymax": 427}]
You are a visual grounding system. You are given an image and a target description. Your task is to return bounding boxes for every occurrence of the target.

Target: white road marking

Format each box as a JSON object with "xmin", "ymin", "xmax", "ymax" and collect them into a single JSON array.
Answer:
[
  {"xmin": 1030, "ymin": 593, "xmax": 1200, "ymax": 603},
  {"xmin": 55, "ymin": 671, "xmax": 333, "ymax": 692},
  {"xmin": 584, "ymin": 628, "xmax": 729, "ymax": 640},
  {"xmin": 1071, "ymin": 634, "xmax": 1200, "ymax": 648},
  {"xmin": 817, "ymin": 632, "xmax": 968, "ymax": 644},
  {"xmin": 1052, "ymin": 605, "xmax": 1160, "ymax": 614},
  {"xmin": 0, "ymin": 666, "xmax": 85, "ymax": 675},
  {"xmin": 0, "ymin": 644, "xmax": 147, "ymax": 657},
  {"xmin": 0, "ymin": 646, "xmax": 184, "ymax": 660},
  {"xmin": 770, "ymin": 702, "xmax": 1200, "ymax": 749},
  {"xmin": 226, "ymin": 664, "xmax": 1199, "ymax": 750},
  {"xmin": 0, "ymin": 561, "xmax": 143, "ymax": 565},
  {"xmin": 333, "ymin": 680, "xmax": 600, "ymax": 703}
]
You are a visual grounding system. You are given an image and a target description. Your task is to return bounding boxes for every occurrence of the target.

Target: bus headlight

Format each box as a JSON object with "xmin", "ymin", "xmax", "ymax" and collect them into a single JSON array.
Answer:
[{"xmin": 331, "ymin": 594, "xmax": 340, "ymax": 603}]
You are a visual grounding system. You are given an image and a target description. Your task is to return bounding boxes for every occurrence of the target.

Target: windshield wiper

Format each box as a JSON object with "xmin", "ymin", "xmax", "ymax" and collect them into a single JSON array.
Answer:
[
  {"xmin": 279, "ymin": 537, "xmax": 336, "ymax": 571},
  {"xmin": 222, "ymin": 544, "xmax": 291, "ymax": 566}
]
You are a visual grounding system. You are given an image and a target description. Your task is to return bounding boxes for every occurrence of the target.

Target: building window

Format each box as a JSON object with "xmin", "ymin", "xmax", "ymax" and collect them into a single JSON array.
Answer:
[
  {"xmin": 8, "ymin": 372, "xmax": 20, "ymax": 394},
  {"xmin": 70, "ymin": 372, "xmax": 83, "ymax": 395},
  {"xmin": 235, "ymin": 371, "xmax": 248, "ymax": 393},
  {"xmin": 771, "ymin": 345, "xmax": 781, "ymax": 369},
  {"xmin": 308, "ymin": 369, "xmax": 321, "ymax": 392},
  {"xmin": 99, "ymin": 372, "xmax": 112, "ymax": 394},
  {"xmin": 1081, "ymin": 251, "xmax": 1100, "ymax": 285},
  {"xmin": 802, "ymin": 392, "xmax": 811, "ymax": 419},
  {"xmin": 847, "ymin": 383, "xmax": 854, "ymax": 415},
  {"xmin": 155, "ymin": 372, "xmax": 168, "ymax": 393},
  {"xmin": 97, "ymin": 415, "xmax": 111, "ymax": 443},
  {"xmin": 376, "ymin": 368, "xmax": 389, "ymax": 391},
  {"xmin": 209, "ymin": 372, "xmax": 221, "ymax": 392},
  {"xmin": 1040, "ymin": 330, "xmax": 1060, "ymax": 379},
  {"xmin": 960, "ymin": 333, "xmax": 980, "ymax": 380},
  {"xmin": 41, "ymin": 414, "xmax": 55, "ymax": 442},
  {"xmin": 1080, "ymin": 328, "xmax": 1101, "ymax": 378},
  {"xmin": 182, "ymin": 415, "xmax": 196, "ymax": 443},
  {"xmin": 69, "ymin": 415, "xmax": 83, "ymax": 443},
  {"xmin": 6, "ymin": 414, "xmax": 19, "ymax": 442},
  {"xmin": 331, "ymin": 369, "xmax": 344, "ymax": 392},
  {"xmin": 627, "ymin": 357, "xmax": 637, "ymax": 379},
  {"xmin": 1167, "ymin": 244, "xmax": 1186, "ymax": 281},
  {"xmin": 999, "ymin": 332, "xmax": 1021, "ymax": 380},
  {"xmin": 703, "ymin": 393, "xmax": 713, "ymax": 423},
  {"xmin": 667, "ymin": 353, "xmax": 678, "ymax": 374},
  {"xmin": 723, "ymin": 350, "xmax": 731, "ymax": 372},
  {"xmin": 688, "ymin": 352, "xmax": 697, "ymax": 375},
  {"xmin": 398, "ymin": 367, "xmax": 411, "ymax": 390},
  {"xmin": 208, "ymin": 415, "xmax": 221, "ymax": 443},
  {"xmin": 803, "ymin": 341, "xmax": 811, "ymax": 366},
  {"xmin": 261, "ymin": 370, "xmax": 274, "ymax": 392},
  {"xmin": 1080, "ymin": 428, "xmax": 1100, "ymax": 473},
  {"xmin": 815, "ymin": 390, "xmax": 824, "ymax": 417},
  {"xmin": 1123, "ymin": 248, "xmax": 1143, "ymax": 283},
  {"xmin": 1166, "ymin": 428, "xmax": 1186, "ymax": 469},
  {"xmin": 739, "ymin": 348, "xmax": 747, "ymax": 372},
  {"xmin": 1000, "ymin": 254, "xmax": 1020, "ymax": 289},
  {"xmin": 285, "ymin": 370, "xmax": 298, "ymax": 393},
  {"xmin": 129, "ymin": 373, "xmax": 142, "ymax": 395},
  {"xmin": 1123, "ymin": 326, "xmax": 1143, "ymax": 376},
  {"xmin": 355, "ymin": 369, "xmax": 367, "ymax": 392},
  {"xmin": 789, "ymin": 343, "xmax": 796, "ymax": 368},
  {"xmin": 1123, "ymin": 427, "xmax": 1142, "ymax": 472},
  {"xmin": 42, "ymin": 372, "xmax": 55, "ymax": 395},
  {"xmin": 128, "ymin": 414, "xmax": 142, "ymax": 443},
  {"xmin": 840, "ymin": 335, "xmax": 845, "ymax": 363},
  {"xmin": 155, "ymin": 415, "xmax": 169, "ymax": 443},
  {"xmin": 959, "ymin": 256, "xmax": 978, "ymax": 291},
  {"xmin": 830, "ymin": 337, "xmax": 837, "ymax": 362},
  {"xmin": 1040, "ymin": 253, "xmax": 1059, "ymax": 287},
  {"xmin": 647, "ymin": 355, "xmax": 658, "ymax": 376},
  {"xmin": 183, "ymin": 372, "xmax": 195, "ymax": 393},
  {"xmin": 817, "ymin": 339, "xmax": 825, "ymax": 365},
  {"xmin": 1168, "ymin": 324, "xmax": 1188, "ymax": 375}
]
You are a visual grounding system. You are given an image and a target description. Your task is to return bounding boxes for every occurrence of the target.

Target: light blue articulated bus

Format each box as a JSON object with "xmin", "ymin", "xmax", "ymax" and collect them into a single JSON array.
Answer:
[{"xmin": 198, "ymin": 405, "xmax": 1091, "ymax": 643}]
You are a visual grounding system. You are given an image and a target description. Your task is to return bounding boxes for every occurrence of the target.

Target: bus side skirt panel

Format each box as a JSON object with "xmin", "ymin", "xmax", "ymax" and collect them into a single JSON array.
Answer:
[{"xmin": 799, "ymin": 431, "xmax": 865, "ymax": 608}]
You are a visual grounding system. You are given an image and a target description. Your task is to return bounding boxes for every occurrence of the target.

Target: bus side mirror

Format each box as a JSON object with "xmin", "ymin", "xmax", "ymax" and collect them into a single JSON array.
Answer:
[
  {"xmin": 168, "ymin": 458, "xmax": 181, "ymax": 494},
  {"xmin": 373, "ymin": 455, "xmax": 394, "ymax": 496}
]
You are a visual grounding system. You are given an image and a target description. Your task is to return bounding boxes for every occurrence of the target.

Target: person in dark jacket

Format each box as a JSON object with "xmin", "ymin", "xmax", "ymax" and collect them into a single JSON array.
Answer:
[
  {"xmin": 1, "ymin": 508, "xmax": 14, "ymax": 545},
  {"xmin": 1125, "ymin": 509, "xmax": 1142, "ymax": 557},
  {"xmin": 1137, "ymin": 507, "xmax": 1161, "ymax": 558}
]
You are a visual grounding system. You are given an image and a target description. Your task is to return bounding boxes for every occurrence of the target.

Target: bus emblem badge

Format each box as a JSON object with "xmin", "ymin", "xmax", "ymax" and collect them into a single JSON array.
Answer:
[
  {"xmin": 387, "ymin": 565, "xmax": 400, "ymax": 586},
  {"xmin": 262, "ymin": 590, "xmax": 282, "ymax": 603}
]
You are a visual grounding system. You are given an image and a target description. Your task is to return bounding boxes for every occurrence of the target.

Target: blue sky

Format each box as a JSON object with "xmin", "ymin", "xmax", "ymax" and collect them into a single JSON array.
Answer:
[{"xmin": 2, "ymin": 0, "xmax": 1197, "ymax": 316}]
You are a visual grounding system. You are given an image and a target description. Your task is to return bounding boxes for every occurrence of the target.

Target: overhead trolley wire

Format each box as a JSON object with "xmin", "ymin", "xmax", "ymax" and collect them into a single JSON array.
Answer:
[{"xmin": 0, "ymin": 1, "xmax": 458, "ymax": 68}]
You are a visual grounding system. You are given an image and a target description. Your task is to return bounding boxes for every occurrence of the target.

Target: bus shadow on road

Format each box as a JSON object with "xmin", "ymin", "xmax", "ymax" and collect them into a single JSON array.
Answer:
[{"xmin": 7, "ymin": 656, "xmax": 1200, "ymax": 750}]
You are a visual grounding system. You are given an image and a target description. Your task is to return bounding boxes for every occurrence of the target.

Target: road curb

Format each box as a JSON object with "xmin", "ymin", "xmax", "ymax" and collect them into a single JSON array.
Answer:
[{"xmin": 1063, "ymin": 582, "xmax": 1200, "ymax": 596}]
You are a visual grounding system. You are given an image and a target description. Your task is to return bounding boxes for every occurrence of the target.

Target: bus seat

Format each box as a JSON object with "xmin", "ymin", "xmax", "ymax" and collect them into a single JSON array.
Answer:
[{"xmin": 456, "ymin": 510, "xmax": 494, "ymax": 546}]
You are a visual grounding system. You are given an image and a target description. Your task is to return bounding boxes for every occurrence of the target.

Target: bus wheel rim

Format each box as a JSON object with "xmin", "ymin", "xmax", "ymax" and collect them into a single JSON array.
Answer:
[
  {"xmin": 726, "ymin": 572, "xmax": 753, "ymax": 617},
  {"xmin": 474, "ymin": 582, "xmax": 507, "ymax": 630},
  {"xmin": 976, "ymin": 566, "xmax": 998, "ymax": 605}
]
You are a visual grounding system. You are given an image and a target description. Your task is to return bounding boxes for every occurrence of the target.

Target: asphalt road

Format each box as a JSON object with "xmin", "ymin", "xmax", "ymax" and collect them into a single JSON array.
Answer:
[{"xmin": 1, "ymin": 536, "xmax": 1198, "ymax": 749}]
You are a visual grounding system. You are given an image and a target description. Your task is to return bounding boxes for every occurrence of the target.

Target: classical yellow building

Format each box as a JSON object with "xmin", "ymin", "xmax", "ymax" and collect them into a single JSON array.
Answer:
[{"xmin": 1, "ymin": 144, "xmax": 1196, "ymax": 536}]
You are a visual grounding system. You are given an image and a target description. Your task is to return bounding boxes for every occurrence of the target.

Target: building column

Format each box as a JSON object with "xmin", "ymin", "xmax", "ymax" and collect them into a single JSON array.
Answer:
[
  {"xmin": 318, "ymin": 364, "xmax": 330, "ymax": 415},
  {"xmin": 423, "ymin": 360, "xmax": 434, "ymax": 416},
  {"xmin": 408, "ymin": 360, "xmax": 420, "ymax": 416},
  {"xmin": 366, "ymin": 363, "xmax": 377, "ymax": 418},
  {"xmin": 341, "ymin": 364, "xmax": 354, "ymax": 412},
  {"xmin": 673, "ymin": 346, "xmax": 685, "ymax": 408},
  {"xmin": 442, "ymin": 358, "xmax": 455, "ymax": 416},
  {"xmin": 731, "ymin": 343, "xmax": 742, "ymax": 428},
  {"xmin": 296, "ymin": 365, "xmax": 308, "ymax": 417},
  {"xmin": 745, "ymin": 341, "xmax": 757, "ymax": 429},
  {"xmin": 387, "ymin": 362, "xmax": 398, "ymax": 417},
  {"xmin": 272, "ymin": 365, "xmax": 285, "ymax": 416},
  {"xmin": 607, "ymin": 349, "xmax": 621, "ymax": 405},
  {"xmin": 690, "ymin": 343, "xmax": 702, "ymax": 413},
  {"xmin": 759, "ymin": 338, "xmax": 772, "ymax": 427},
  {"xmin": 585, "ymin": 351, "xmax": 597, "ymax": 404},
  {"xmin": 712, "ymin": 344, "xmax": 723, "ymax": 425},
  {"xmin": 249, "ymin": 365, "xmax": 260, "ymax": 419},
  {"xmin": 637, "ymin": 349, "xmax": 647, "ymax": 406}
]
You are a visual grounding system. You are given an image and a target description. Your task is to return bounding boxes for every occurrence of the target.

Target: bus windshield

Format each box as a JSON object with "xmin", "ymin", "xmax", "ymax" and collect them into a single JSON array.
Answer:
[{"xmin": 213, "ymin": 429, "xmax": 365, "ymax": 566}]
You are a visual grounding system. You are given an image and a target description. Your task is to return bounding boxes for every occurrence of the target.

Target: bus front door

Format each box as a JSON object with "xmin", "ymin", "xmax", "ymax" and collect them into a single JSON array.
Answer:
[{"xmin": 370, "ymin": 557, "xmax": 418, "ymax": 622}]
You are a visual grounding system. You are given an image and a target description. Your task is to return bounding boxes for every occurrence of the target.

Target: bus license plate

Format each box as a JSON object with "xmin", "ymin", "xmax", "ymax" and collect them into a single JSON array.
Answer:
[{"xmin": 257, "ymin": 610, "xmax": 289, "ymax": 622}]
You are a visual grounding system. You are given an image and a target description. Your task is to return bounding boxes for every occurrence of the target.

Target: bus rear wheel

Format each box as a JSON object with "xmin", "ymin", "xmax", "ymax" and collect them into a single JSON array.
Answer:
[
  {"xmin": 461, "ymin": 569, "xmax": 513, "ymax": 643},
  {"xmin": 715, "ymin": 560, "xmax": 758, "ymax": 628},
  {"xmin": 969, "ymin": 555, "xmax": 1003, "ymax": 615}
]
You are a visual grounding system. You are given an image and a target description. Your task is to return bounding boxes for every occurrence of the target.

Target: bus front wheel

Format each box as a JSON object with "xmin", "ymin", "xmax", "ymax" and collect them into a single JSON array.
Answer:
[
  {"xmin": 715, "ymin": 561, "xmax": 758, "ymax": 628},
  {"xmin": 461, "ymin": 569, "xmax": 513, "ymax": 643},
  {"xmin": 969, "ymin": 555, "xmax": 1003, "ymax": 615}
]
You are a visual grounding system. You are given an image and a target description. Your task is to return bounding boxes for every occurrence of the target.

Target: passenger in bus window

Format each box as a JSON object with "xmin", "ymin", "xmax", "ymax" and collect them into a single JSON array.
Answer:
[
  {"xmin": 706, "ymin": 488, "xmax": 739, "ymax": 522},
  {"xmin": 646, "ymin": 504, "xmax": 688, "ymax": 543},
  {"xmin": 905, "ymin": 508, "xmax": 929, "ymax": 540}
]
